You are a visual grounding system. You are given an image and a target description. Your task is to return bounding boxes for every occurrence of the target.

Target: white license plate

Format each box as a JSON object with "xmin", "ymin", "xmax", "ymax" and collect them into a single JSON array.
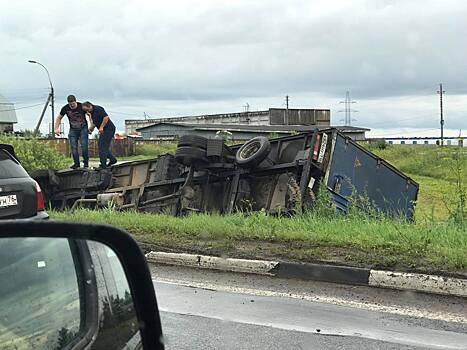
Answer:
[
  {"xmin": 0, "ymin": 195, "xmax": 18, "ymax": 208},
  {"xmin": 317, "ymin": 133, "xmax": 328, "ymax": 163}
]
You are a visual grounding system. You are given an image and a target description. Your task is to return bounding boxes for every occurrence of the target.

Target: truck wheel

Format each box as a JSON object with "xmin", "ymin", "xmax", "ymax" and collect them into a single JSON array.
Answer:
[
  {"xmin": 175, "ymin": 146, "xmax": 208, "ymax": 166},
  {"xmin": 177, "ymin": 135, "xmax": 208, "ymax": 149},
  {"xmin": 236, "ymin": 137, "xmax": 271, "ymax": 168}
]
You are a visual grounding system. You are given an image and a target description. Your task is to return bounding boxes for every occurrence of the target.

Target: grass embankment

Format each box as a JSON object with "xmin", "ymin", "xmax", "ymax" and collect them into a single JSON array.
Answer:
[
  {"xmin": 52, "ymin": 143, "xmax": 466, "ymax": 275},
  {"xmin": 51, "ymin": 208, "xmax": 466, "ymax": 275},
  {"xmin": 368, "ymin": 145, "xmax": 466, "ymax": 221}
]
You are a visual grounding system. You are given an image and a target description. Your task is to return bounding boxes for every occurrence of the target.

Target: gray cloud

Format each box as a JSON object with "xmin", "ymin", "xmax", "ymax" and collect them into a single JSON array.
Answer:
[{"xmin": 1, "ymin": 0, "xmax": 467, "ymax": 133}]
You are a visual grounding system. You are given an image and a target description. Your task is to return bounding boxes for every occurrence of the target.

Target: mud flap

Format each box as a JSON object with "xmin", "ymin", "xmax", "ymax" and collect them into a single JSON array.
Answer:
[{"xmin": 269, "ymin": 174, "xmax": 290, "ymax": 213}]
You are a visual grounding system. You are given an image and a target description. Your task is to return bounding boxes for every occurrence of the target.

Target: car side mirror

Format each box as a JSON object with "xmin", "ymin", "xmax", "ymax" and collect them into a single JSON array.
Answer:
[{"xmin": 0, "ymin": 221, "xmax": 164, "ymax": 350}]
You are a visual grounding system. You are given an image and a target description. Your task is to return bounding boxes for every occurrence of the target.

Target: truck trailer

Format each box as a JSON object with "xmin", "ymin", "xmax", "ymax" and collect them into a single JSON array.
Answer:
[{"xmin": 32, "ymin": 128, "xmax": 419, "ymax": 219}]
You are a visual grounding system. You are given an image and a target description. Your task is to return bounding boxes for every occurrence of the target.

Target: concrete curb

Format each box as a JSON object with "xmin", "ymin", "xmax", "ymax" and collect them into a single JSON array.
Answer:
[
  {"xmin": 146, "ymin": 251, "xmax": 279, "ymax": 275},
  {"xmin": 368, "ymin": 270, "xmax": 467, "ymax": 298},
  {"xmin": 146, "ymin": 251, "xmax": 467, "ymax": 298}
]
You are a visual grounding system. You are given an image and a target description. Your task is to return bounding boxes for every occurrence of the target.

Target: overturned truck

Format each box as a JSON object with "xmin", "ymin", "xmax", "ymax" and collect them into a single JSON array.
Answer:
[{"xmin": 33, "ymin": 128, "xmax": 419, "ymax": 219}]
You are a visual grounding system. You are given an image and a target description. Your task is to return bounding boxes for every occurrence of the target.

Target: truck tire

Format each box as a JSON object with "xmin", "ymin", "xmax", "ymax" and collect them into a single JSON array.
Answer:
[
  {"xmin": 175, "ymin": 146, "xmax": 208, "ymax": 166},
  {"xmin": 177, "ymin": 135, "xmax": 208, "ymax": 149},
  {"xmin": 236, "ymin": 137, "xmax": 271, "ymax": 168}
]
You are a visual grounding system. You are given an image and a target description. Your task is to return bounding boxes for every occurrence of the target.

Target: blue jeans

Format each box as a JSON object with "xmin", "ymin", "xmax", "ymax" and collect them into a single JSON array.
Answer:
[
  {"xmin": 98, "ymin": 125, "xmax": 117, "ymax": 168},
  {"xmin": 68, "ymin": 124, "xmax": 89, "ymax": 167}
]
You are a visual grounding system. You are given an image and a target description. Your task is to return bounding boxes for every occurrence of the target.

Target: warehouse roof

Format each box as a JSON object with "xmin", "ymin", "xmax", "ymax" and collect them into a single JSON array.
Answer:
[
  {"xmin": 0, "ymin": 94, "xmax": 18, "ymax": 123},
  {"xmin": 137, "ymin": 122, "xmax": 369, "ymax": 133}
]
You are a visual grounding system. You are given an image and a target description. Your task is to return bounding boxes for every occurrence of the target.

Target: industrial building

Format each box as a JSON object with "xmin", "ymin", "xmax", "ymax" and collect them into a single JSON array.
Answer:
[
  {"xmin": 125, "ymin": 108, "xmax": 331, "ymax": 135},
  {"xmin": 382, "ymin": 136, "xmax": 465, "ymax": 147},
  {"xmin": 0, "ymin": 94, "xmax": 18, "ymax": 132},
  {"xmin": 127, "ymin": 107, "xmax": 370, "ymax": 141},
  {"xmin": 136, "ymin": 122, "xmax": 369, "ymax": 141}
]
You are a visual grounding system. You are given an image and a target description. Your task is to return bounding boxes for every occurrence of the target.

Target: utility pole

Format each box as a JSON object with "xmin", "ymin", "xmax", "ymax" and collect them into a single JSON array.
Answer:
[
  {"xmin": 437, "ymin": 83, "xmax": 445, "ymax": 146},
  {"xmin": 35, "ymin": 94, "xmax": 53, "ymax": 136},
  {"xmin": 28, "ymin": 60, "xmax": 54, "ymax": 137},
  {"xmin": 339, "ymin": 91, "xmax": 357, "ymax": 126},
  {"xmin": 51, "ymin": 86, "xmax": 54, "ymax": 137},
  {"xmin": 285, "ymin": 95, "xmax": 289, "ymax": 125}
]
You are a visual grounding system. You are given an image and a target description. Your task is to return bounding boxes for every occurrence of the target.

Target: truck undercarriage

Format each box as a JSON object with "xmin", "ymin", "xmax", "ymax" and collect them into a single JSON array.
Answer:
[{"xmin": 32, "ymin": 129, "xmax": 419, "ymax": 219}]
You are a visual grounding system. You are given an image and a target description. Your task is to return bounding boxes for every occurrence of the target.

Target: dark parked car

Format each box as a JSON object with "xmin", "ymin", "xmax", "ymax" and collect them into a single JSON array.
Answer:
[{"xmin": 0, "ymin": 144, "xmax": 48, "ymax": 220}]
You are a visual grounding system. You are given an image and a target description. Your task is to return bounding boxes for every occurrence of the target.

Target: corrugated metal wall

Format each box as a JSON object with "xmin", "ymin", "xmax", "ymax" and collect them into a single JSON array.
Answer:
[
  {"xmin": 269, "ymin": 108, "xmax": 330, "ymax": 126},
  {"xmin": 125, "ymin": 108, "xmax": 331, "ymax": 134},
  {"xmin": 0, "ymin": 94, "xmax": 18, "ymax": 125}
]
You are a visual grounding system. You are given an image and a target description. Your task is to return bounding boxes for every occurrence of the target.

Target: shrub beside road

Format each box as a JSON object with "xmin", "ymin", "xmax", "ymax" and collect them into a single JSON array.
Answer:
[{"xmin": 0, "ymin": 134, "xmax": 68, "ymax": 172}]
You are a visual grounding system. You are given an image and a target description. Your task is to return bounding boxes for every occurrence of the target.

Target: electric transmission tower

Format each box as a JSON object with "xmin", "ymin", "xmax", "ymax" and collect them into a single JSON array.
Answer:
[{"xmin": 339, "ymin": 91, "xmax": 358, "ymax": 126}]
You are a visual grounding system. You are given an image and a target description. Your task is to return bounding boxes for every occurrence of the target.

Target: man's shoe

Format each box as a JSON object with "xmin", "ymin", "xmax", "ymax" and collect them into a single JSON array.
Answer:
[
  {"xmin": 83, "ymin": 164, "xmax": 89, "ymax": 169},
  {"xmin": 107, "ymin": 159, "xmax": 118, "ymax": 167},
  {"xmin": 70, "ymin": 164, "xmax": 80, "ymax": 170},
  {"xmin": 94, "ymin": 165, "xmax": 107, "ymax": 170}
]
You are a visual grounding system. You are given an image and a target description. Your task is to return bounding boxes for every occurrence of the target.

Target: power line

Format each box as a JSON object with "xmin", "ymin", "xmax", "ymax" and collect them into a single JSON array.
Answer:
[
  {"xmin": 1, "ymin": 87, "xmax": 49, "ymax": 91},
  {"xmin": 0, "ymin": 103, "xmax": 44, "ymax": 112},
  {"xmin": 108, "ymin": 110, "xmax": 143, "ymax": 116},
  {"xmin": 6, "ymin": 99, "xmax": 48, "ymax": 105}
]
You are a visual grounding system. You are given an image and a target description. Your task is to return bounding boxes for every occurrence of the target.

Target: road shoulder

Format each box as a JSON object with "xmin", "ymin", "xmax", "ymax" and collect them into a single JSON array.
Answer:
[{"xmin": 146, "ymin": 251, "xmax": 467, "ymax": 298}]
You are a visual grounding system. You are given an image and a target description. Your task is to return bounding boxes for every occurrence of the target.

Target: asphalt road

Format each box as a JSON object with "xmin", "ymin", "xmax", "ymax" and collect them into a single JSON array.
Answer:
[{"xmin": 150, "ymin": 264, "xmax": 467, "ymax": 350}]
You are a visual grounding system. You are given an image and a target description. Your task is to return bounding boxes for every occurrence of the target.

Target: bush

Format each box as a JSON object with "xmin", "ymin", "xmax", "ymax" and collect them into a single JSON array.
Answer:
[
  {"xmin": 0, "ymin": 134, "xmax": 68, "ymax": 172},
  {"xmin": 135, "ymin": 142, "xmax": 177, "ymax": 156}
]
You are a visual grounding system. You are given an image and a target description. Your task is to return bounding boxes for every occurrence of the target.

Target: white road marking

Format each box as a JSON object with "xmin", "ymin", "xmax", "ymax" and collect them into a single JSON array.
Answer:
[
  {"xmin": 154, "ymin": 278, "xmax": 467, "ymax": 350},
  {"xmin": 153, "ymin": 277, "xmax": 467, "ymax": 324}
]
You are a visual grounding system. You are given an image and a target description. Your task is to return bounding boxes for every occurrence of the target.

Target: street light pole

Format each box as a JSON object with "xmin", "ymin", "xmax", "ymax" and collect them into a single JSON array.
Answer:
[{"xmin": 28, "ymin": 60, "xmax": 55, "ymax": 138}]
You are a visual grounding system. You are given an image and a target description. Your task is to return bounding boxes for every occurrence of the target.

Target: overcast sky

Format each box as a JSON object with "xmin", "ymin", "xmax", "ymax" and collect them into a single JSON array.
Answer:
[{"xmin": 1, "ymin": 0, "xmax": 466, "ymax": 137}]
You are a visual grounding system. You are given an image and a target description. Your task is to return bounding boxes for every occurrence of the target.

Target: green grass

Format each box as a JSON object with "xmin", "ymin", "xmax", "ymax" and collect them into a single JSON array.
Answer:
[
  {"xmin": 51, "ymin": 209, "xmax": 467, "ymax": 274},
  {"xmin": 367, "ymin": 144, "xmax": 467, "ymax": 183},
  {"xmin": 90, "ymin": 142, "xmax": 177, "ymax": 162},
  {"xmin": 135, "ymin": 142, "xmax": 177, "ymax": 157}
]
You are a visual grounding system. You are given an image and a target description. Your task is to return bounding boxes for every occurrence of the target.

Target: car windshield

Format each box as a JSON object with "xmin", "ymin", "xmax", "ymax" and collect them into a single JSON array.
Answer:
[{"xmin": 1, "ymin": 0, "xmax": 466, "ymax": 349}]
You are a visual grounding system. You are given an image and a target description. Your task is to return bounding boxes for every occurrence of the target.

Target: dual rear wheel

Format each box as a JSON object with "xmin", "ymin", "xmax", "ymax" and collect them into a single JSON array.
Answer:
[{"xmin": 175, "ymin": 135, "xmax": 272, "ymax": 168}]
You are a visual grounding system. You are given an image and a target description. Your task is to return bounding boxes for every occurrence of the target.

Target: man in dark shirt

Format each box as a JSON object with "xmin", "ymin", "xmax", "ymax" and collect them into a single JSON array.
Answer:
[
  {"xmin": 82, "ymin": 101, "xmax": 117, "ymax": 169},
  {"xmin": 55, "ymin": 95, "xmax": 89, "ymax": 169}
]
